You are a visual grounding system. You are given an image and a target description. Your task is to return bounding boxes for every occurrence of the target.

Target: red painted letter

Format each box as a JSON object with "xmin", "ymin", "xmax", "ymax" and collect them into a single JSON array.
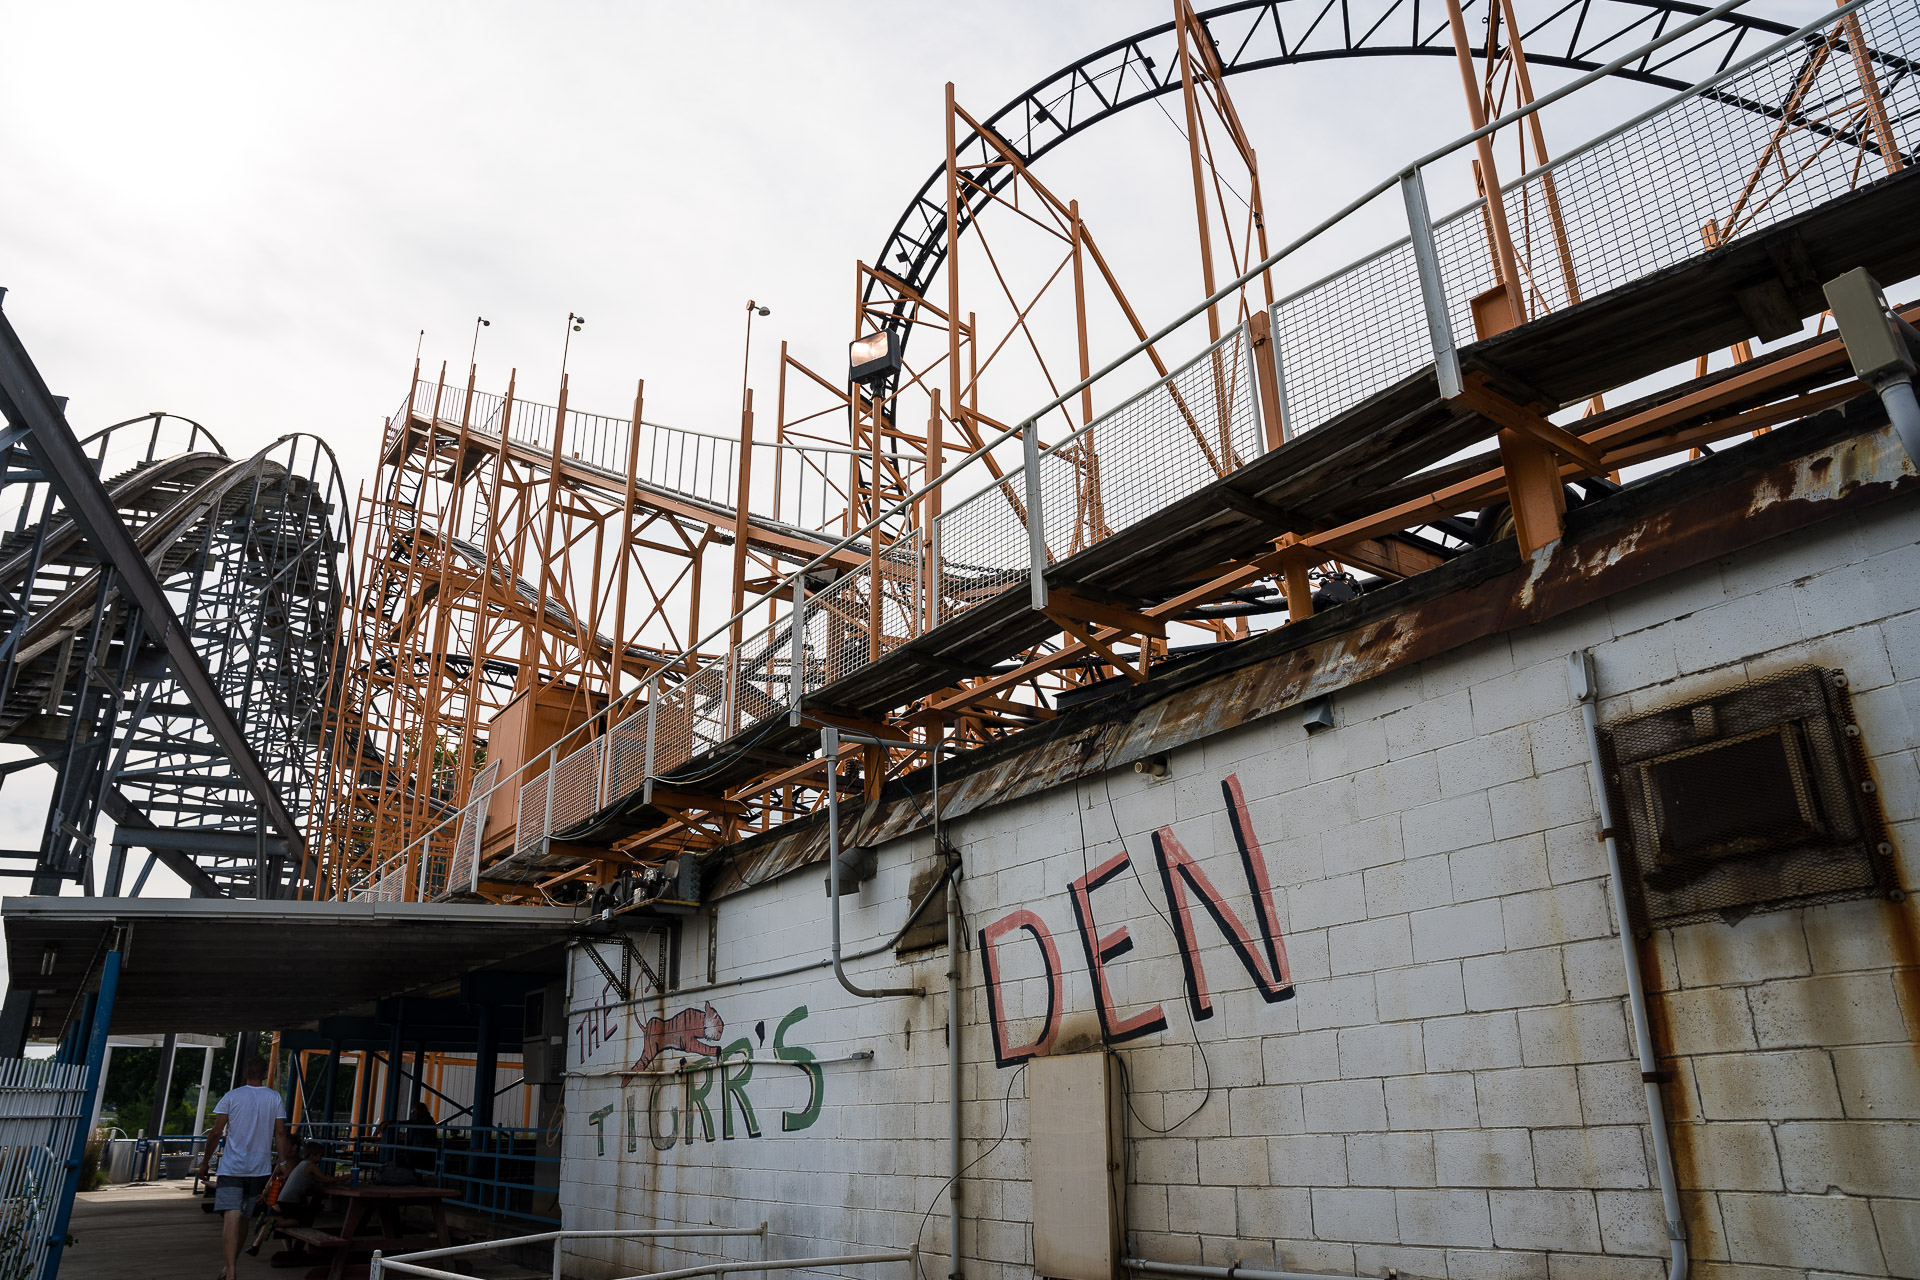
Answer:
[
  {"xmin": 1153, "ymin": 774, "xmax": 1294, "ymax": 1019},
  {"xmin": 978, "ymin": 909, "xmax": 1064, "ymax": 1067},
  {"xmin": 1069, "ymin": 850, "xmax": 1169, "ymax": 1044}
]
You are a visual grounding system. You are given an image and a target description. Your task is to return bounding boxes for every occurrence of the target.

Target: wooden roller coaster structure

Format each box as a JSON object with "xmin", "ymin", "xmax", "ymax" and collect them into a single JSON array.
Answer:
[{"xmin": 309, "ymin": 0, "xmax": 1918, "ymax": 906}]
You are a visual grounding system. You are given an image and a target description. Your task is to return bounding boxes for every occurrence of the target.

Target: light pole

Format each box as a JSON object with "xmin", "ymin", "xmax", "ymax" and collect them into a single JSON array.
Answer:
[
  {"xmin": 561, "ymin": 312, "xmax": 586, "ymax": 382},
  {"xmin": 469, "ymin": 316, "xmax": 490, "ymax": 371},
  {"xmin": 741, "ymin": 299, "xmax": 770, "ymax": 417}
]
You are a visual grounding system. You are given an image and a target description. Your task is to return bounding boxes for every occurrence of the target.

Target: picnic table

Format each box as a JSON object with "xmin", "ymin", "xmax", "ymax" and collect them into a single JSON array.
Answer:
[{"xmin": 295, "ymin": 1184, "xmax": 459, "ymax": 1280}]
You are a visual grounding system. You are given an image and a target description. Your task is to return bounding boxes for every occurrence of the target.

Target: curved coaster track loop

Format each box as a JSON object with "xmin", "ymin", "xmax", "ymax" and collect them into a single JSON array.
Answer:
[
  {"xmin": 861, "ymin": 0, "xmax": 1805, "ymax": 361},
  {"xmin": 0, "ymin": 410, "xmax": 350, "ymax": 897}
]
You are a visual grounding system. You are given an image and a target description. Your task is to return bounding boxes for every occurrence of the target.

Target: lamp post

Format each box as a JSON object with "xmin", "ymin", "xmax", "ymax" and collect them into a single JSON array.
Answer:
[
  {"xmin": 727, "ymin": 301, "xmax": 772, "ymax": 651},
  {"xmin": 741, "ymin": 299, "xmax": 770, "ymax": 418},
  {"xmin": 469, "ymin": 316, "xmax": 490, "ymax": 371},
  {"xmin": 561, "ymin": 312, "xmax": 586, "ymax": 382}
]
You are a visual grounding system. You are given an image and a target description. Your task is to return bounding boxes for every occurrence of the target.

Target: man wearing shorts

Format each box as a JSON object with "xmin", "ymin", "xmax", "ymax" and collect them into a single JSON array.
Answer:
[{"xmin": 196, "ymin": 1057, "xmax": 291, "ymax": 1280}]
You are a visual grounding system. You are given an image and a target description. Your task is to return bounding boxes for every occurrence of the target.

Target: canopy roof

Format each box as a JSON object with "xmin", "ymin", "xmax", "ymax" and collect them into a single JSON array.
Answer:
[{"xmin": 2, "ymin": 897, "xmax": 580, "ymax": 1038}]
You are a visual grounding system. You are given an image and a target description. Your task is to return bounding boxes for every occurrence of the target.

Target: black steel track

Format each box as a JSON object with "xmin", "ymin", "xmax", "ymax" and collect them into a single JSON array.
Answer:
[
  {"xmin": 863, "ymin": 0, "xmax": 1801, "ymax": 362},
  {"xmin": 0, "ymin": 316, "xmax": 348, "ymax": 898}
]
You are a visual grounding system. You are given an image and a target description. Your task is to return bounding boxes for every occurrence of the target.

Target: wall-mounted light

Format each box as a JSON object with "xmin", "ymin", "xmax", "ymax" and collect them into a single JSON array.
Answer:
[
  {"xmin": 39, "ymin": 943, "xmax": 58, "ymax": 976},
  {"xmin": 849, "ymin": 329, "xmax": 902, "ymax": 386}
]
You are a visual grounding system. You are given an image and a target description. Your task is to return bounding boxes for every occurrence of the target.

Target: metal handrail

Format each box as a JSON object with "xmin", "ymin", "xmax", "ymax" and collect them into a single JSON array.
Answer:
[
  {"xmin": 370, "ymin": 1223, "xmax": 768, "ymax": 1280},
  {"xmin": 623, "ymin": 1249, "xmax": 918, "ymax": 1280}
]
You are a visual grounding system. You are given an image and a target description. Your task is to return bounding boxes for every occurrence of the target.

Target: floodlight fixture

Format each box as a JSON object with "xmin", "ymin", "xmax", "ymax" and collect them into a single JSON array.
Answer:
[{"xmin": 849, "ymin": 329, "xmax": 902, "ymax": 386}]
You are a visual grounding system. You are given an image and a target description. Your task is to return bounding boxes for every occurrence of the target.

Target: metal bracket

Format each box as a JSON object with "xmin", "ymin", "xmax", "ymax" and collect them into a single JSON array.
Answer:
[
  {"xmin": 1022, "ymin": 421, "xmax": 1049, "ymax": 612},
  {"xmin": 1402, "ymin": 167, "xmax": 1463, "ymax": 400},
  {"xmin": 580, "ymin": 939, "xmax": 630, "ymax": 1003},
  {"xmin": 788, "ymin": 573, "xmax": 807, "ymax": 727}
]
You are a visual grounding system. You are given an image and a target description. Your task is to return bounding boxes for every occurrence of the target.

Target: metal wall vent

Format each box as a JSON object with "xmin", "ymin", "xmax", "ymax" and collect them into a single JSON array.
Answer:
[{"xmin": 1600, "ymin": 667, "xmax": 1896, "ymax": 931}]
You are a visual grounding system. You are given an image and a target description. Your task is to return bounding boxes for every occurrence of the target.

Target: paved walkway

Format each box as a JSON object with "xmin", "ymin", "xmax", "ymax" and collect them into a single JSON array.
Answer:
[
  {"xmin": 60, "ymin": 1181, "xmax": 543, "ymax": 1279},
  {"xmin": 63, "ymin": 1180, "xmax": 274, "ymax": 1280}
]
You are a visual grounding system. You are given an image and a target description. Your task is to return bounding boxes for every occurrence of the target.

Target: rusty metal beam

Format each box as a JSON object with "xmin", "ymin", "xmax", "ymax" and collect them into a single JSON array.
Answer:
[{"xmin": 708, "ymin": 403, "xmax": 1911, "ymax": 900}]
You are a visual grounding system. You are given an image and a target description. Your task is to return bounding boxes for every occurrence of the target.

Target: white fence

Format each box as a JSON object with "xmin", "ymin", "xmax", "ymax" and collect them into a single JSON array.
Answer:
[{"xmin": 0, "ymin": 1056, "xmax": 92, "ymax": 1280}]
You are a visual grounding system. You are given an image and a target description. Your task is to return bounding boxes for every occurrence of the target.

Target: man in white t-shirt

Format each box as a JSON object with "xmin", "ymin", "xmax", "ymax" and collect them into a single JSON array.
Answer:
[{"xmin": 196, "ymin": 1057, "xmax": 291, "ymax": 1280}]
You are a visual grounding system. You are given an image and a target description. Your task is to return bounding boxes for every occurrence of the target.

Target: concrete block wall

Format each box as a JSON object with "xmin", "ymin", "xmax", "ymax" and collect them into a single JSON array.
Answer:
[{"xmin": 557, "ymin": 498, "xmax": 1920, "ymax": 1280}]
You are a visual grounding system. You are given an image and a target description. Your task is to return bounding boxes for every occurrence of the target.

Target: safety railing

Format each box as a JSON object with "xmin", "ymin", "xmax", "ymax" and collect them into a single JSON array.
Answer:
[
  {"xmin": 396, "ymin": 0, "xmax": 1912, "ymax": 902},
  {"xmin": 1273, "ymin": 0, "xmax": 1920, "ymax": 429},
  {"xmin": 353, "ymin": 858, "xmax": 411, "ymax": 903},
  {"xmin": 370, "ymin": 1224, "xmax": 767, "ymax": 1280},
  {"xmin": 373, "ymin": 1230, "xmax": 915, "ymax": 1280},
  {"xmin": 406, "ymin": 381, "xmax": 852, "ymax": 534},
  {"xmin": 623, "ymin": 1249, "xmax": 919, "ymax": 1280},
  {"xmin": 300, "ymin": 1122, "xmax": 562, "ymax": 1228},
  {"xmin": 0, "ymin": 1056, "xmax": 92, "ymax": 1280},
  {"xmin": 428, "ymin": 758, "xmax": 497, "ymax": 900}
]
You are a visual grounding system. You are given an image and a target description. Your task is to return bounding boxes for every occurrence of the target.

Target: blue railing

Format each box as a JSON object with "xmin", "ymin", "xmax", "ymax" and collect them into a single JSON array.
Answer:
[{"xmin": 296, "ymin": 1122, "xmax": 561, "ymax": 1226}]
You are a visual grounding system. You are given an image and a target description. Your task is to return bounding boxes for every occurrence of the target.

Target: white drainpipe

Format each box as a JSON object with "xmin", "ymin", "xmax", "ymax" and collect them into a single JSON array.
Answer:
[{"xmin": 1568, "ymin": 650, "xmax": 1688, "ymax": 1280}]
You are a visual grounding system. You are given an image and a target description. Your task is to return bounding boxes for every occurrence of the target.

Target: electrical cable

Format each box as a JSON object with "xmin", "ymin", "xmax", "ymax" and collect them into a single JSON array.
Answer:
[
  {"xmin": 1146, "ymin": 91, "xmax": 1253, "ymax": 211},
  {"xmin": 653, "ymin": 717, "xmax": 789, "ymax": 787},
  {"xmin": 1071, "ymin": 736, "xmax": 1214, "ymax": 1135},
  {"xmin": 911, "ymin": 1061, "xmax": 1026, "ymax": 1280}
]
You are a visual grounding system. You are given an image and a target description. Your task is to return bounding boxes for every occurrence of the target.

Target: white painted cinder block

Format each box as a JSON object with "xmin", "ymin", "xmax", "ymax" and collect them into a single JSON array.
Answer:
[{"xmin": 554, "ymin": 496, "xmax": 1920, "ymax": 1280}]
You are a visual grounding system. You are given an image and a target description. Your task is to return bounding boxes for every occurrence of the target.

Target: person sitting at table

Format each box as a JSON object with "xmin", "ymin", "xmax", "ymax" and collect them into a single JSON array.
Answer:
[
  {"xmin": 240, "ymin": 1157, "xmax": 292, "ymax": 1257},
  {"xmin": 403, "ymin": 1102, "xmax": 440, "ymax": 1173},
  {"xmin": 244, "ymin": 1142, "xmax": 339, "ymax": 1256},
  {"xmin": 277, "ymin": 1142, "xmax": 339, "ymax": 1225}
]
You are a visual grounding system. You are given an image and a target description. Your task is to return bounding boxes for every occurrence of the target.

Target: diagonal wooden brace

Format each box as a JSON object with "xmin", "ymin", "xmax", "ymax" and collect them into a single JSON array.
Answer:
[
  {"xmin": 1457, "ymin": 374, "xmax": 1606, "ymax": 474},
  {"xmin": 1053, "ymin": 614, "xmax": 1148, "ymax": 684},
  {"xmin": 1043, "ymin": 587, "xmax": 1168, "ymax": 638}
]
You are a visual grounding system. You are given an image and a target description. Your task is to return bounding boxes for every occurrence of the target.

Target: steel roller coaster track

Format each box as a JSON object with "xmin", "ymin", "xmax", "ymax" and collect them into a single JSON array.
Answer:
[
  {"xmin": 862, "ymin": 0, "xmax": 1837, "ymax": 359},
  {"xmin": 0, "ymin": 305, "xmax": 349, "ymax": 900}
]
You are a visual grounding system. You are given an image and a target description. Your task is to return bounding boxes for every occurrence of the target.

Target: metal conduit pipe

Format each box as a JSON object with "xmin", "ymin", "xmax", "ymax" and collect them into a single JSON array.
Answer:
[
  {"xmin": 569, "ymin": 862, "xmax": 956, "ymax": 1020},
  {"xmin": 1568, "ymin": 651, "xmax": 1688, "ymax": 1280},
  {"xmin": 1874, "ymin": 377, "xmax": 1920, "ymax": 465},
  {"xmin": 1126, "ymin": 1258, "xmax": 1357, "ymax": 1280},
  {"xmin": 822, "ymin": 725, "xmax": 925, "ymax": 1000},
  {"xmin": 934, "ymin": 733, "xmax": 964, "ymax": 1280}
]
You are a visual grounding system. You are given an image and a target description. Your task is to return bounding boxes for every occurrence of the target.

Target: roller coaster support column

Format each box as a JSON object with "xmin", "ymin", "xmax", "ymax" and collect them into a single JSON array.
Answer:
[
  {"xmin": 43, "ymin": 935, "xmax": 120, "ymax": 1280},
  {"xmin": 1444, "ymin": 0, "xmax": 1566, "ymax": 556},
  {"xmin": 0, "ymin": 295, "xmax": 304, "ymax": 871}
]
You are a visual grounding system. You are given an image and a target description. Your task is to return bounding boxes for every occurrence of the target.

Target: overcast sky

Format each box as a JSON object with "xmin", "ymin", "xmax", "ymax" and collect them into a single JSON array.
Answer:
[{"xmin": 0, "ymin": 0, "xmax": 1840, "ymax": 925}]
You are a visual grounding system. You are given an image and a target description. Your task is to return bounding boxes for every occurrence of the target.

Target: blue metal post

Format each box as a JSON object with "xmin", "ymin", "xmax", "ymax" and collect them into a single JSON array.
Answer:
[
  {"xmin": 472, "ymin": 1004, "xmax": 497, "ymax": 1130},
  {"xmin": 43, "ymin": 946, "xmax": 120, "ymax": 1279},
  {"xmin": 321, "ymin": 1040, "xmax": 340, "ymax": 1127}
]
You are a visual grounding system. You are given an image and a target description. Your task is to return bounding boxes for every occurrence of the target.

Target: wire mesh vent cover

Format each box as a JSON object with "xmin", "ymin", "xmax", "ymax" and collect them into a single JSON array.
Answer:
[{"xmin": 1599, "ymin": 667, "xmax": 1895, "ymax": 931}]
